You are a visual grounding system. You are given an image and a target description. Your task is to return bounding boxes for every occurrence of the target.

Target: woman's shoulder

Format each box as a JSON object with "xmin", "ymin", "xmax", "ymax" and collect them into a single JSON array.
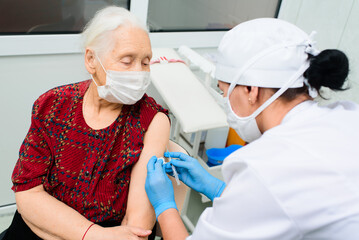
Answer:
[
  {"xmin": 136, "ymin": 94, "xmax": 169, "ymax": 130},
  {"xmin": 37, "ymin": 80, "xmax": 90, "ymax": 101},
  {"xmin": 135, "ymin": 94, "xmax": 167, "ymax": 114},
  {"xmin": 137, "ymin": 94, "xmax": 164, "ymax": 109},
  {"xmin": 33, "ymin": 80, "xmax": 90, "ymax": 115}
]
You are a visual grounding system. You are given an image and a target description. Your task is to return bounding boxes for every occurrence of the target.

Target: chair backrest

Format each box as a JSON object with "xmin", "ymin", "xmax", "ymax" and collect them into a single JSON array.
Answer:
[{"xmin": 167, "ymin": 140, "xmax": 189, "ymax": 213}]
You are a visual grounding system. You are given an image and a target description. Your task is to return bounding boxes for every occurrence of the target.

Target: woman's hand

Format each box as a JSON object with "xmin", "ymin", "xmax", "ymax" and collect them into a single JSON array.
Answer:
[{"xmin": 86, "ymin": 224, "xmax": 152, "ymax": 240}]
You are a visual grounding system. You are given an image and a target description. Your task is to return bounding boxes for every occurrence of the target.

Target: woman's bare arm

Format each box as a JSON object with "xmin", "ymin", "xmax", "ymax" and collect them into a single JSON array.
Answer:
[
  {"xmin": 122, "ymin": 112, "xmax": 170, "ymax": 232},
  {"xmin": 16, "ymin": 185, "xmax": 150, "ymax": 240},
  {"xmin": 15, "ymin": 185, "xmax": 96, "ymax": 240}
]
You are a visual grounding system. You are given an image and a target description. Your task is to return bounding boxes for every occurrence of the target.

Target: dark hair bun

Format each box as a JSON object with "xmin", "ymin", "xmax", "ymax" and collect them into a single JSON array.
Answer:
[{"xmin": 304, "ymin": 49, "xmax": 349, "ymax": 91}]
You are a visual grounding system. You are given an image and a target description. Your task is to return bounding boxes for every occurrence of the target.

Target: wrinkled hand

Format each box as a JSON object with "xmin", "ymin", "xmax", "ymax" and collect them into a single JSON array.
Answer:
[
  {"xmin": 86, "ymin": 224, "xmax": 151, "ymax": 240},
  {"xmin": 145, "ymin": 156, "xmax": 178, "ymax": 219},
  {"xmin": 164, "ymin": 152, "xmax": 226, "ymax": 201}
]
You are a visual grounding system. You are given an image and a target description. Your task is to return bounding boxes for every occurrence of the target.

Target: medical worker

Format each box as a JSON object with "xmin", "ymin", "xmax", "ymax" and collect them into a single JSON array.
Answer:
[{"xmin": 145, "ymin": 18, "xmax": 359, "ymax": 239}]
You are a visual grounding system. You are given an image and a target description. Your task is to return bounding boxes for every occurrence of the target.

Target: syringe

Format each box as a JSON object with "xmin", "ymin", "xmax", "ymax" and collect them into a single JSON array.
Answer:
[{"xmin": 166, "ymin": 147, "xmax": 180, "ymax": 185}]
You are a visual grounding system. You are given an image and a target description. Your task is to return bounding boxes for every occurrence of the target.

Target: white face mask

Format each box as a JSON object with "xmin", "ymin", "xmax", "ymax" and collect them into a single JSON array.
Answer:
[
  {"xmin": 223, "ymin": 96, "xmax": 261, "ymax": 143},
  {"xmin": 92, "ymin": 56, "xmax": 151, "ymax": 105}
]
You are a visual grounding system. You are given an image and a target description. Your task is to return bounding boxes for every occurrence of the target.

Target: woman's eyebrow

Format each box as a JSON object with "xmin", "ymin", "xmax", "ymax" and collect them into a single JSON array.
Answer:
[{"xmin": 117, "ymin": 53, "xmax": 152, "ymax": 61}]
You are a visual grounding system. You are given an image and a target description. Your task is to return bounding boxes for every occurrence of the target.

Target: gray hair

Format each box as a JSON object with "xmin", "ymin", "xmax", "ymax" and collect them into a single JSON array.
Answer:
[{"xmin": 82, "ymin": 6, "xmax": 148, "ymax": 55}]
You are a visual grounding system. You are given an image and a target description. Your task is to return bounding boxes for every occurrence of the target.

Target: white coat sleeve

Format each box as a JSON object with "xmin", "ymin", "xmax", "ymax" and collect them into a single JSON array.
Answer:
[{"xmin": 187, "ymin": 165, "xmax": 302, "ymax": 240}]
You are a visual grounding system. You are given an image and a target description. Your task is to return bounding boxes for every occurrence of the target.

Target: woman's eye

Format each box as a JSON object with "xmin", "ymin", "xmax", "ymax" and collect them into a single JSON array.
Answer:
[
  {"xmin": 120, "ymin": 57, "xmax": 132, "ymax": 65},
  {"xmin": 142, "ymin": 59, "xmax": 150, "ymax": 66}
]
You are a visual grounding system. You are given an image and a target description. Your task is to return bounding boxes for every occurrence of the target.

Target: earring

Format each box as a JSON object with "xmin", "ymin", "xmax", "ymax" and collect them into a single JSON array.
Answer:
[{"xmin": 248, "ymin": 98, "xmax": 252, "ymax": 104}]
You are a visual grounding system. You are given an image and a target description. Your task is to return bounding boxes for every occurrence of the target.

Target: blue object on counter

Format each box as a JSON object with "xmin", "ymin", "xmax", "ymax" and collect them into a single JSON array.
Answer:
[{"xmin": 206, "ymin": 144, "xmax": 243, "ymax": 167}]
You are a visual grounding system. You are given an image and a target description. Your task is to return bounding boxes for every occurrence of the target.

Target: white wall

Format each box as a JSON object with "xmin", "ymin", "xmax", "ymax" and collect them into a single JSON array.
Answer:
[{"xmin": 278, "ymin": 0, "xmax": 359, "ymax": 104}]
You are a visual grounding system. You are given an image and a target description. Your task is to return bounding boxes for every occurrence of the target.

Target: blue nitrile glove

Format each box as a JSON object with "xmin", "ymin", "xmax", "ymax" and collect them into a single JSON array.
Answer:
[
  {"xmin": 164, "ymin": 152, "xmax": 226, "ymax": 201},
  {"xmin": 145, "ymin": 156, "xmax": 178, "ymax": 219}
]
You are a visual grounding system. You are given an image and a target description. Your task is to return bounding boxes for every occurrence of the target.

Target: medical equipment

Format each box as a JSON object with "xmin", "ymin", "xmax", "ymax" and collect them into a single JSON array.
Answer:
[
  {"xmin": 164, "ymin": 152, "xmax": 225, "ymax": 202},
  {"xmin": 171, "ymin": 163, "xmax": 180, "ymax": 186},
  {"xmin": 166, "ymin": 147, "xmax": 180, "ymax": 186},
  {"xmin": 178, "ymin": 45, "xmax": 215, "ymax": 87},
  {"xmin": 158, "ymin": 155, "xmax": 180, "ymax": 186},
  {"xmin": 206, "ymin": 144, "xmax": 242, "ymax": 167},
  {"xmin": 150, "ymin": 48, "xmax": 228, "ymax": 158},
  {"xmin": 150, "ymin": 56, "xmax": 186, "ymax": 65}
]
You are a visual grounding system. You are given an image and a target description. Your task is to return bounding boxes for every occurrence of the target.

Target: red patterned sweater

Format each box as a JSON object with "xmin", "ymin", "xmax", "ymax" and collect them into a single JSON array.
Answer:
[{"xmin": 11, "ymin": 80, "xmax": 167, "ymax": 224}]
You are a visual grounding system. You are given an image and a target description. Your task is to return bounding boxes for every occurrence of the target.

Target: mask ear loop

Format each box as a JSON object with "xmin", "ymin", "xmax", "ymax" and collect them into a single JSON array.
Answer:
[
  {"xmin": 91, "ymin": 53, "xmax": 108, "ymax": 87},
  {"xmin": 247, "ymin": 62, "xmax": 309, "ymax": 120},
  {"xmin": 225, "ymin": 62, "xmax": 309, "ymax": 123},
  {"xmin": 91, "ymin": 75, "xmax": 100, "ymax": 87},
  {"xmin": 225, "ymin": 42, "xmax": 310, "ymax": 121},
  {"xmin": 227, "ymin": 41, "xmax": 307, "ymax": 96}
]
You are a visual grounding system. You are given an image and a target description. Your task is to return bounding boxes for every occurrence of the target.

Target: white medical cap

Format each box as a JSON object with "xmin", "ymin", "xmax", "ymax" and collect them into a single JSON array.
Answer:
[{"xmin": 215, "ymin": 18, "xmax": 319, "ymax": 89}]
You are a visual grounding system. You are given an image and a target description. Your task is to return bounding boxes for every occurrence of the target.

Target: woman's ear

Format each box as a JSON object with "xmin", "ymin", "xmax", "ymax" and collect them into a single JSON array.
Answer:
[
  {"xmin": 245, "ymin": 86, "xmax": 259, "ymax": 105},
  {"xmin": 84, "ymin": 48, "xmax": 96, "ymax": 75}
]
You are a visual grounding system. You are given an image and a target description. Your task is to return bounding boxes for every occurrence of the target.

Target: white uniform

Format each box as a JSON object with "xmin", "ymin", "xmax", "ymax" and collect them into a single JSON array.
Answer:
[{"xmin": 188, "ymin": 100, "xmax": 359, "ymax": 240}]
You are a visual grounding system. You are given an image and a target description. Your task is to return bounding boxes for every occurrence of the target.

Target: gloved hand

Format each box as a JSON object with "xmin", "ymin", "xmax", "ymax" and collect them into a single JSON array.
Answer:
[
  {"xmin": 145, "ymin": 156, "xmax": 178, "ymax": 219},
  {"xmin": 164, "ymin": 152, "xmax": 226, "ymax": 201}
]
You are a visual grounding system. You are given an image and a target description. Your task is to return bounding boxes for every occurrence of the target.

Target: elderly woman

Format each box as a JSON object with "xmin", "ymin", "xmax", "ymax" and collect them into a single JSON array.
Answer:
[{"xmin": 3, "ymin": 6, "xmax": 169, "ymax": 240}]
